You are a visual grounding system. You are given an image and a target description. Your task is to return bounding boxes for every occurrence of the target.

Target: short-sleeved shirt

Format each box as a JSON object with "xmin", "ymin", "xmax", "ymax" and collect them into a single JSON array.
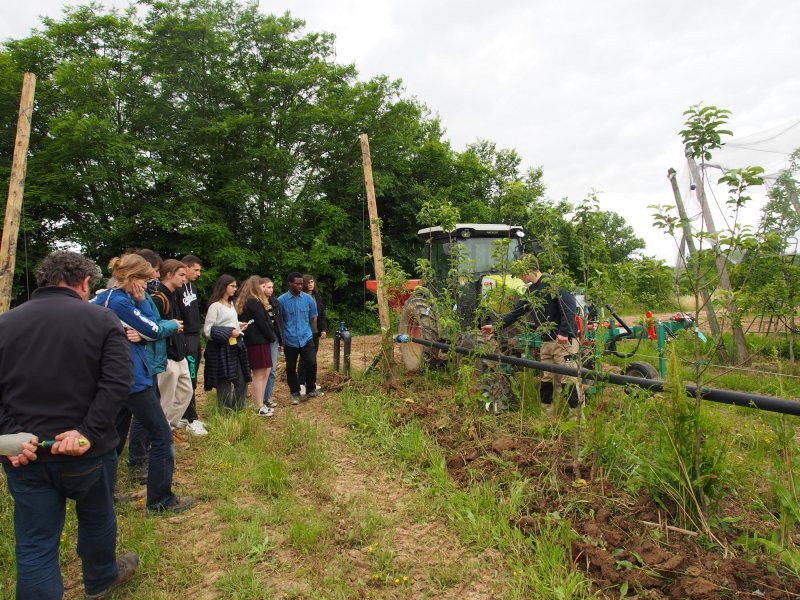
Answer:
[{"xmin": 278, "ymin": 291, "xmax": 318, "ymax": 348}]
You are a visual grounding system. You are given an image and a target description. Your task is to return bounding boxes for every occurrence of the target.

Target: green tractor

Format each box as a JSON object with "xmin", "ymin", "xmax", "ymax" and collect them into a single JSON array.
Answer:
[
  {"xmin": 397, "ymin": 223, "xmax": 529, "ymax": 371},
  {"xmin": 392, "ymin": 223, "xmax": 687, "ymax": 411}
]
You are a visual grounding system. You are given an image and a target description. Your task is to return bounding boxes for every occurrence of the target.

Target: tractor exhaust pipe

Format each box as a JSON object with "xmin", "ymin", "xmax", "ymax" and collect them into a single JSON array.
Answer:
[{"xmin": 393, "ymin": 334, "xmax": 800, "ymax": 417}]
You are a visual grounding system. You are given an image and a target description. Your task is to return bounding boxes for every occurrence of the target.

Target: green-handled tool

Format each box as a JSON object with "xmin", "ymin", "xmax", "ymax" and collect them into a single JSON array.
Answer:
[{"xmin": 0, "ymin": 433, "xmax": 87, "ymax": 455}]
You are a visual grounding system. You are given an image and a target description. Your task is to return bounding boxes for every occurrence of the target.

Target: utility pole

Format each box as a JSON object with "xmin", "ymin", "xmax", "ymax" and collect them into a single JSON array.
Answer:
[
  {"xmin": 0, "ymin": 73, "xmax": 36, "ymax": 314},
  {"xmin": 667, "ymin": 168, "xmax": 729, "ymax": 363},
  {"xmin": 686, "ymin": 154, "xmax": 750, "ymax": 364}
]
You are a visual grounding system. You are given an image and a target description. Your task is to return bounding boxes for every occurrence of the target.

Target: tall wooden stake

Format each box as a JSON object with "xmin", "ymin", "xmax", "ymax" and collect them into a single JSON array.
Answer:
[
  {"xmin": 360, "ymin": 133, "xmax": 391, "ymax": 333},
  {"xmin": 0, "ymin": 73, "xmax": 36, "ymax": 314},
  {"xmin": 686, "ymin": 154, "xmax": 750, "ymax": 364},
  {"xmin": 667, "ymin": 168, "xmax": 729, "ymax": 363},
  {"xmin": 360, "ymin": 134, "xmax": 397, "ymax": 383}
]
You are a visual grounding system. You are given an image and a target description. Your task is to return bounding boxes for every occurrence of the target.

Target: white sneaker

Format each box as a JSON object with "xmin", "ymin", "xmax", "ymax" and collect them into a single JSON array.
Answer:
[
  {"xmin": 176, "ymin": 418, "xmax": 189, "ymax": 430},
  {"xmin": 315, "ymin": 384, "xmax": 322, "ymax": 391},
  {"xmin": 186, "ymin": 420, "xmax": 208, "ymax": 436},
  {"xmin": 265, "ymin": 399, "xmax": 277, "ymax": 408},
  {"xmin": 299, "ymin": 384, "xmax": 307, "ymax": 396},
  {"xmin": 257, "ymin": 405, "xmax": 274, "ymax": 417}
]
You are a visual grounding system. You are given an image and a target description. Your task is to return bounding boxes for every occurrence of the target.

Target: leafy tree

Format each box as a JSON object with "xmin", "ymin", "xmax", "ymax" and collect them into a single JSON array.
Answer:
[{"xmin": 738, "ymin": 170, "xmax": 800, "ymax": 360}]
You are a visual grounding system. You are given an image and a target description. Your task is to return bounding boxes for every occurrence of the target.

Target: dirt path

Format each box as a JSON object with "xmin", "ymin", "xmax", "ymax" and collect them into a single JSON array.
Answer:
[
  {"xmin": 271, "ymin": 385, "xmax": 505, "ymax": 598},
  {"xmin": 241, "ymin": 335, "xmax": 504, "ymax": 597}
]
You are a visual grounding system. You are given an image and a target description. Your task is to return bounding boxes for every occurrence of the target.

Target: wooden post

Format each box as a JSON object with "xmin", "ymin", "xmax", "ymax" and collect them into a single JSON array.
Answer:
[
  {"xmin": 360, "ymin": 133, "xmax": 391, "ymax": 333},
  {"xmin": 0, "ymin": 73, "xmax": 36, "ymax": 314},
  {"xmin": 667, "ymin": 168, "xmax": 729, "ymax": 363},
  {"xmin": 686, "ymin": 154, "xmax": 750, "ymax": 364},
  {"xmin": 360, "ymin": 133, "xmax": 397, "ymax": 384}
]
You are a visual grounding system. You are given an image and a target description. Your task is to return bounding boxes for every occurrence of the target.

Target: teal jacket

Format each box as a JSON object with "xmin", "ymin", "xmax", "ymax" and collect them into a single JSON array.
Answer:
[{"xmin": 143, "ymin": 293, "xmax": 178, "ymax": 374}]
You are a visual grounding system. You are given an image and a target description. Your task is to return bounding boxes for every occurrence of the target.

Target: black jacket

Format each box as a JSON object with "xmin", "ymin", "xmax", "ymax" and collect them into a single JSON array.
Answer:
[
  {"xmin": 269, "ymin": 299, "xmax": 285, "ymax": 346},
  {"xmin": 310, "ymin": 291, "xmax": 327, "ymax": 334},
  {"xmin": 203, "ymin": 326, "xmax": 252, "ymax": 390},
  {"xmin": 152, "ymin": 282, "xmax": 186, "ymax": 361},
  {"xmin": 500, "ymin": 274, "xmax": 578, "ymax": 340},
  {"xmin": 239, "ymin": 298, "xmax": 276, "ymax": 346},
  {"xmin": 0, "ymin": 286, "xmax": 132, "ymax": 461}
]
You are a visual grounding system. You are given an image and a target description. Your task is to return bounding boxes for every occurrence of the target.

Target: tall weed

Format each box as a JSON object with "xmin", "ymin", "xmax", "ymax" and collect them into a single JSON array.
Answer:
[
  {"xmin": 513, "ymin": 516, "xmax": 596, "ymax": 600},
  {"xmin": 634, "ymin": 351, "xmax": 733, "ymax": 533}
]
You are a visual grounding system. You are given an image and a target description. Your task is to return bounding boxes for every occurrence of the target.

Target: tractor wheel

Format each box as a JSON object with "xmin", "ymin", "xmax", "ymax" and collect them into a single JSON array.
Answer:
[
  {"xmin": 624, "ymin": 361, "xmax": 660, "ymax": 395},
  {"xmin": 624, "ymin": 361, "xmax": 660, "ymax": 380},
  {"xmin": 398, "ymin": 295, "xmax": 440, "ymax": 371}
]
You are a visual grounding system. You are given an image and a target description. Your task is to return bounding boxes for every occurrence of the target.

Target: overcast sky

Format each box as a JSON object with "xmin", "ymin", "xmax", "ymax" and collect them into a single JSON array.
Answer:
[{"xmin": 2, "ymin": 0, "xmax": 799, "ymax": 261}]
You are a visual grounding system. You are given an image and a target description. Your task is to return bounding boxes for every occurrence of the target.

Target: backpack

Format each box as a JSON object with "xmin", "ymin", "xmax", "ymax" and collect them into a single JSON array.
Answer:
[{"xmin": 152, "ymin": 290, "xmax": 171, "ymax": 319}]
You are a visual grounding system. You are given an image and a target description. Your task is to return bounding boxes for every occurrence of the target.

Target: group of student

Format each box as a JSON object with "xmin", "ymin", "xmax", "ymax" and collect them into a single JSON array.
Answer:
[
  {"xmin": 95, "ymin": 250, "xmax": 328, "ymax": 514},
  {"xmin": 202, "ymin": 270, "xmax": 327, "ymax": 414}
]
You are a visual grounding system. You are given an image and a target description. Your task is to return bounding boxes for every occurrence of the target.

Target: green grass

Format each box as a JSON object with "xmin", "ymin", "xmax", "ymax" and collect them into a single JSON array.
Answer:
[
  {"xmin": 287, "ymin": 510, "xmax": 330, "ymax": 555},
  {"xmin": 340, "ymin": 385, "xmax": 594, "ymax": 598}
]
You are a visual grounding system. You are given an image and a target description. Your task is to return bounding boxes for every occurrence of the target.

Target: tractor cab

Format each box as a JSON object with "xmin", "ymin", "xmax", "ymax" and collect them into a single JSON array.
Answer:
[{"xmin": 418, "ymin": 224, "xmax": 527, "ymax": 284}]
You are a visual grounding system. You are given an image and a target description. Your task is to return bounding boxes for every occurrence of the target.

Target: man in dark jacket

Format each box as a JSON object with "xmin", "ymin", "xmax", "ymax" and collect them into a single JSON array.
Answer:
[
  {"xmin": 0, "ymin": 252, "xmax": 138, "ymax": 599},
  {"xmin": 481, "ymin": 255, "xmax": 580, "ymax": 411}
]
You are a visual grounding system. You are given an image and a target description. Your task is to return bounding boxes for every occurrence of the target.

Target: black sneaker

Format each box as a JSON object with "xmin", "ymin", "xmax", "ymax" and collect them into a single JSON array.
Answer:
[
  {"xmin": 306, "ymin": 389, "xmax": 324, "ymax": 399},
  {"xmin": 146, "ymin": 496, "xmax": 193, "ymax": 515},
  {"xmin": 85, "ymin": 552, "xmax": 139, "ymax": 599}
]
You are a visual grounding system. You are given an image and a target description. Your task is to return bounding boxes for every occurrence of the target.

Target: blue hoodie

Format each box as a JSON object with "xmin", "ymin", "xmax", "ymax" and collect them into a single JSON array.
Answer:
[{"xmin": 92, "ymin": 288, "xmax": 178, "ymax": 393}]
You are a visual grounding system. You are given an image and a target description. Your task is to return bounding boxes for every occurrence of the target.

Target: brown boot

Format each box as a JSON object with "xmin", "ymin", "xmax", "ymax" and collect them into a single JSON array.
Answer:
[{"xmin": 172, "ymin": 428, "xmax": 190, "ymax": 450}]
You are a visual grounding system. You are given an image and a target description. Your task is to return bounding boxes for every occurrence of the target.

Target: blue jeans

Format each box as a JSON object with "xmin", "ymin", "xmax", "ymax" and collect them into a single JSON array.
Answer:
[
  {"xmin": 264, "ymin": 340, "xmax": 280, "ymax": 403},
  {"xmin": 127, "ymin": 375, "xmax": 160, "ymax": 468},
  {"xmin": 3, "ymin": 452, "xmax": 119, "ymax": 599},
  {"xmin": 124, "ymin": 388, "xmax": 178, "ymax": 510}
]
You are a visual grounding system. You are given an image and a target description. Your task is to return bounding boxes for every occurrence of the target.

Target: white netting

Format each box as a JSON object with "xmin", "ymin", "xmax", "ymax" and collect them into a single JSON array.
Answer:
[{"xmin": 671, "ymin": 118, "xmax": 800, "ymax": 268}]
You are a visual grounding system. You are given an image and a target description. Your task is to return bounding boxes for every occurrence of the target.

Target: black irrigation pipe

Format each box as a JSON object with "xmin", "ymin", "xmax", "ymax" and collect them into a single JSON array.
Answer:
[{"xmin": 393, "ymin": 335, "xmax": 800, "ymax": 417}]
